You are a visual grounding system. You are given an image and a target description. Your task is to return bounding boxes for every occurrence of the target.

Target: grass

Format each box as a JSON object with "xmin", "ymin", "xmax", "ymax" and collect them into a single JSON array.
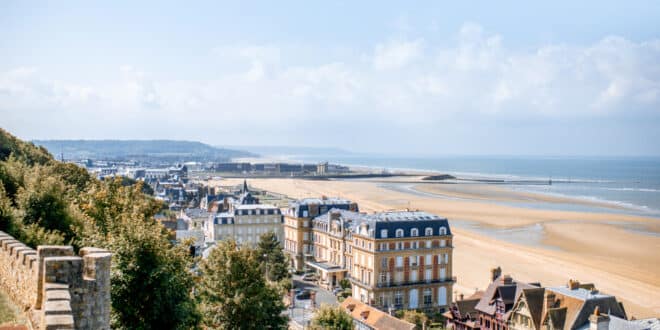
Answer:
[{"xmin": 0, "ymin": 290, "xmax": 20, "ymax": 324}]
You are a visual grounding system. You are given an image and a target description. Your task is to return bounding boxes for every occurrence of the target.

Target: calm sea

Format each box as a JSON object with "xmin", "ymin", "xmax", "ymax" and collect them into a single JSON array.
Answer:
[{"xmin": 291, "ymin": 155, "xmax": 660, "ymax": 216}]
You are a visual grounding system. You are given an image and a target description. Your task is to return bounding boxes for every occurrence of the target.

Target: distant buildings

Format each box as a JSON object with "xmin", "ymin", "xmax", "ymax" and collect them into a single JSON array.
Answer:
[{"xmin": 340, "ymin": 297, "xmax": 416, "ymax": 330}]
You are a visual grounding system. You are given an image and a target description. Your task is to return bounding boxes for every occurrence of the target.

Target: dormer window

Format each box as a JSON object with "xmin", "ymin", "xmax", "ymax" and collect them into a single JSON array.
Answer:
[
  {"xmin": 395, "ymin": 229, "xmax": 404, "ymax": 238},
  {"xmin": 381, "ymin": 229, "xmax": 388, "ymax": 238},
  {"xmin": 439, "ymin": 227, "xmax": 447, "ymax": 235},
  {"xmin": 425, "ymin": 227, "xmax": 433, "ymax": 236},
  {"xmin": 411, "ymin": 228, "xmax": 419, "ymax": 237}
]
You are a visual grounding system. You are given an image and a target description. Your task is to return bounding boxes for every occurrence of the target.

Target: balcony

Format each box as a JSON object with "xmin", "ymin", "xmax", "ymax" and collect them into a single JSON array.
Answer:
[{"xmin": 375, "ymin": 276, "xmax": 456, "ymax": 288}]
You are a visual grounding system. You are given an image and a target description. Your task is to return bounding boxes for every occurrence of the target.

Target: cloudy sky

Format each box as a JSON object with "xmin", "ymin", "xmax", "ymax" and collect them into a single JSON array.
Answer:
[{"xmin": 1, "ymin": 1, "xmax": 659, "ymax": 156}]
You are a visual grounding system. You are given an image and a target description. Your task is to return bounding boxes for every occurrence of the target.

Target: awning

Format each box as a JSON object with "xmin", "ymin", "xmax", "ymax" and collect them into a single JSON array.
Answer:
[{"xmin": 305, "ymin": 261, "xmax": 347, "ymax": 274}]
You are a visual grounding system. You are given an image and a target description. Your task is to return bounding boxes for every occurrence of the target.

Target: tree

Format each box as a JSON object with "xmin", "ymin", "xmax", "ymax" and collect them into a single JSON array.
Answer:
[
  {"xmin": 198, "ymin": 240, "xmax": 288, "ymax": 329},
  {"xmin": 77, "ymin": 180, "xmax": 199, "ymax": 330},
  {"xmin": 256, "ymin": 231, "xmax": 290, "ymax": 282},
  {"xmin": 310, "ymin": 304, "xmax": 353, "ymax": 330},
  {"xmin": 401, "ymin": 310, "xmax": 429, "ymax": 329}
]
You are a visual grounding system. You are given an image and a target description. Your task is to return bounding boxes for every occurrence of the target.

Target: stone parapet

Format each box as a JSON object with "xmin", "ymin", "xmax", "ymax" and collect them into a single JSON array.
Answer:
[{"xmin": 0, "ymin": 231, "xmax": 111, "ymax": 330}]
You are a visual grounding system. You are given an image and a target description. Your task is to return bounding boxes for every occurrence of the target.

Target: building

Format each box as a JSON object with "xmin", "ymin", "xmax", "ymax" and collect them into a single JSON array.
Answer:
[
  {"xmin": 444, "ymin": 291, "xmax": 484, "ymax": 330},
  {"xmin": 309, "ymin": 209, "xmax": 455, "ymax": 313},
  {"xmin": 340, "ymin": 297, "xmax": 417, "ymax": 330},
  {"xmin": 539, "ymin": 280, "xmax": 627, "ymax": 330},
  {"xmin": 205, "ymin": 204, "xmax": 283, "ymax": 246},
  {"xmin": 283, "ymin": 197, "xmax": 359, "ymax": 271},
  {"xmin": 475, "ymin": 268, "xmax": 541, "ymax": 330},
  {"xmin": 505, "ymin": 279, "xmax": 636, "ymax": 330}
]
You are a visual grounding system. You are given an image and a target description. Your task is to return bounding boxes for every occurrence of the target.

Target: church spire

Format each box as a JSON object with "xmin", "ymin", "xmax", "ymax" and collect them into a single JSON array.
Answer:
[{"xmin": 243, "ymin": 179, "xmax": 248, "ymax": 193}]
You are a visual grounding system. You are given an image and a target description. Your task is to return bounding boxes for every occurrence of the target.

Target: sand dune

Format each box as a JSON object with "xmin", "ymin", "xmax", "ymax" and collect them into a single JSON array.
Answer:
[{"xmin": 215, "ymin": 178, "xmax": 660, "ymax": 318}]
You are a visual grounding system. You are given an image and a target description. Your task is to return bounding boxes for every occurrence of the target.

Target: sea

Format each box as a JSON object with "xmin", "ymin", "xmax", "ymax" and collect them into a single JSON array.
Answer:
[{"xmin": 287, "ymin": 155, "xmax": 660, "ymax": 217}]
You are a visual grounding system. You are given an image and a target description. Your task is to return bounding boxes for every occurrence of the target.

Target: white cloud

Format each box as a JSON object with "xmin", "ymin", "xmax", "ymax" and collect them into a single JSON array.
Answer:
[
  {"xmin": 2, "ymin": 23, "xmax": 659, "ymax": 153},
  {"xmin": 372, "ymin": 39, "xmax": 424, "ymax": 70}
]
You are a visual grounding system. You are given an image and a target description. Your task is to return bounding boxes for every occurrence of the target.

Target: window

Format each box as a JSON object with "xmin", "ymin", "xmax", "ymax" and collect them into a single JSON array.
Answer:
[
  {"xmin": 395, "ymin": 229, "xmax": 404, "ymax": 238},
  {"xmin": 395, "ymin": 271, "xmax": 403, "ymax": 283},
  {"xmin": 444, "ymin": 253, "xmax": 449, "ymax": 264},
  {"xmin": 425, "ymin": 254, "xmax": 432, "ymax": 265},
  {"xmin": 411, "ymin": 228, "xmax": 419, "ymax": 237},
  {"xmin": 424, "ymin": 289, "xmax": 432, "ymax": 305},
  {"xmin": 379, "ymin": 272, "xmax": 387, "ymax": 284},
  {"xmin": 411, "ymin": 255, "xmax": 418, "ymax": 266},
  {"xmin": 440, "ymin": 239, "xmax": 446, "ymax": 247},
  {"xmin": 425, "ymin": 240, "xmax": 432, "ymax": 248},
  {"xmin": 396, "ymin": 242, "xmax": 403, "ymax": 250},
  {"xmin": 396, "ymin": 256, "xmax": 403, "ymax": 267},
  {"xmin": 425, "ymin": 227, "xmax": 433, "ymax": 236},
  {"xmin": 381, "ymin": 257, "xmax": 388, "ymax": 268},
  {"xmin": 439, "ymin": 227, "xmax": 447, "ymax": 235},
  {"xmin": 440, "ymin": 268, "xmax": 446, "ymax": 280},
  {"xmin": 394, "ymin": 291, "xmax": 403, "ymax": 306},
  {"xmin": 381, "ymin": 229, "xmax": 388, "ymax": 238},
  {"xmin": 412, "ymin": 241, "xmax": 418, "ymax": 249},
  {"xmin": 410, "ymin": 270, "xmax": 417, "ymax": 282},
  {"xmin": 425, "ymin": 269, "xmax": 432, "ymax": 282}
]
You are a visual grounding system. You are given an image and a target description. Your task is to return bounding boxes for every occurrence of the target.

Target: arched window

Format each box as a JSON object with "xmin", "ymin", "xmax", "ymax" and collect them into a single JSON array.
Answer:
[
  {"xmin": 395, "ymin": 229, "xmax": 404, "ymax": 238},
  {"xmin": 425, "ymin": 227, "xmax": 433, "ymax": 236},
  {"xmin": 439, "ymin": 227, "xmax": 447, "ymax": 235},
  {"xmin": 381, "ymin": 229, "xmax": 388, "ymax": 238},
  {"xmin": 411, "ymin": 228, "xmax": 419, "ymax": 237}
]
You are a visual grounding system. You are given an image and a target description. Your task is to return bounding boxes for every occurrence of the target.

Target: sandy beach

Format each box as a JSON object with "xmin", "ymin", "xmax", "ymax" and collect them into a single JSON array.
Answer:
[{"xmin": 214, "ymin": 177, "xmax": 660, "ymax": 318}]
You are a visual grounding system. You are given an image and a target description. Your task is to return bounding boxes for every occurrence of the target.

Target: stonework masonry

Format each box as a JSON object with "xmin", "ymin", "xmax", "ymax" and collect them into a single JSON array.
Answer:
[{"xmin": 0, "ymin": 231, "xmax": 111, "ymax": 330}]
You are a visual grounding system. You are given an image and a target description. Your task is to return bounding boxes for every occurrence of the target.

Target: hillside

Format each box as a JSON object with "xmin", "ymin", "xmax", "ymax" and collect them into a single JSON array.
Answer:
[{"xmin": 34, "ymin": 139, "xmax": 256, "ymax": 162}]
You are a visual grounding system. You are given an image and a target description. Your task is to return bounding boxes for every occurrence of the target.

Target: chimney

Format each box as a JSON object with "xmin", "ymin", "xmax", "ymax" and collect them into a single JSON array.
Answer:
[
  {"xmin": 568, "ymin": 279, "xmax": 580, "ymax": 290},
  {"xmin": 502, "ymin": 275, "xmax": 513, "ymax": 284},
  {"xmin": 491, "ymin": 266, "xmax": 502, "ymax": 282},
  {"xmin": 459, "ymin": 293, "xmax": 465, "ymax": 301},
  {"xmin": 589, "ymin": 306, "xmax": 610, "ymax": 330}
]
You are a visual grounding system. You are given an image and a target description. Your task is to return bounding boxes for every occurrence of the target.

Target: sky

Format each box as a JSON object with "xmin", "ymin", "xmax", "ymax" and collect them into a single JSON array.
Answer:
[{"xmin": 1, "ymin": 1, "xmax": 660, "ymax": 156}]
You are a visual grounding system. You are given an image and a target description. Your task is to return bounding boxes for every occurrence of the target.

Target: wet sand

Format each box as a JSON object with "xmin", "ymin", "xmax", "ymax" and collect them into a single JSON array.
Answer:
[{"xmin": 214, "ymin": 177, "xmax": 660, "ymax": 318}]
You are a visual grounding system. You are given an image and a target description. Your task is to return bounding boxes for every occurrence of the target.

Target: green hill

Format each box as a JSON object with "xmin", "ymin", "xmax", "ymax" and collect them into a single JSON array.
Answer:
[{"xmin": 33, "ymin": 139, "xmax": 255, "ymax": 162}]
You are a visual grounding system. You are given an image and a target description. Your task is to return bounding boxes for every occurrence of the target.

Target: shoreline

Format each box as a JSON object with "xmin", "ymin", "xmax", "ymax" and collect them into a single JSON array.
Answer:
[
  {"xmin": 230, "ymin": 156, "xmax": 660, "ymax": 216},
  {"xmin": 213, "ymin": 177, "xmax": 660, "ymax": 318}
]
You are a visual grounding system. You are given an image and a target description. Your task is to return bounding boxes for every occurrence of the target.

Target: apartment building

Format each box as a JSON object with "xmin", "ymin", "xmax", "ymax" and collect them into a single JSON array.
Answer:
[
  {"xmin": 283, "ymin": 197, "xmax": 358, "ymax": 271},
  {"xmin": 309, "ymin": 209, "xmax": 455, "ymax": 313}
]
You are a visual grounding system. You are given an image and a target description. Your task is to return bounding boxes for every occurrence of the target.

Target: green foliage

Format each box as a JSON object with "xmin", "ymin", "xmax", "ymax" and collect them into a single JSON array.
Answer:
[
  {"xmin": 401, "ymin": 310, "xmax": 429, "ymax": 329},
  {"xmin": 0, "ymin": 129, "xmax": 200, "ymax": 330},
  {"xmin": 76, "ymin": 180, "xmax": 199, "ymax": 330},
  {"xmin": 339, "ymin": 278, "xmax": 351, "ymax": 290},
  {"xmin": 118, "ymin": 176, "xmax": 154, "ymax": 195},
  {"xmin": 0, "ymin": 128, "xmax": 52, "ymax": 165},
  {"xmin": 310, "ymin": 304, "xmax": 353, "ymax": 330},
  {"xmin": 198, "ymin": 240, "xmax": 288, "ymax": 329},
  {"xmin": 0, "ymin": 185, "xmax": 16, "ymax": 233},
  {"xmin": 256, "ymin": 231, "xmax": 290, "ymax": 282},
  {"xmin": 16, "ymin": 174, "xmax": 78, "ymax": 243}
]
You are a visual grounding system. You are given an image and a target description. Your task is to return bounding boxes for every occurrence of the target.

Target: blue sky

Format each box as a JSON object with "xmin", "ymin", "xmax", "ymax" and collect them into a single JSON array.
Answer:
[{"xmin": 1, "ymin": 1, "xmax": 659, "ymax": 156}]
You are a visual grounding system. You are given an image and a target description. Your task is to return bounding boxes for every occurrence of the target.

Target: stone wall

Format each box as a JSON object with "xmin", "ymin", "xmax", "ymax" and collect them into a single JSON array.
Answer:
[{"xmin": 0, "ymin": 231, "xmax": 111, "ymax": 330}]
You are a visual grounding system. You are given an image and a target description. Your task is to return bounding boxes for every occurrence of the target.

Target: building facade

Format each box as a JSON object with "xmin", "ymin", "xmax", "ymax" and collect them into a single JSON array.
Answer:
[
  {"xmin": 283, "ymin": 197, "xmax": 358, "ymax": 271},
  {"xmin": 309, "ymin": 209, "xmax": 455, "ymax": 313},
  {"xmin": 205, "ymin": 205, "xmax": 283, "ymax": 246}
]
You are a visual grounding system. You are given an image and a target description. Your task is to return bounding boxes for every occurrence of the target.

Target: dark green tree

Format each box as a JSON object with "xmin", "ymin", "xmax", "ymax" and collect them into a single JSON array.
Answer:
[
  {"xmin": 256, "ymin": 231, "xmax": 290, "ymax": 282},
  {"xmin": 310, "ymin": 304, "xmax": 353, "ymax": 330},
  {"xmin": 198, "ymin": 240, "xmax": 288, "ymax": 329},
  {"xmin": 77, "ymin": 180, "xmax": 199, "ymax": 330}
]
